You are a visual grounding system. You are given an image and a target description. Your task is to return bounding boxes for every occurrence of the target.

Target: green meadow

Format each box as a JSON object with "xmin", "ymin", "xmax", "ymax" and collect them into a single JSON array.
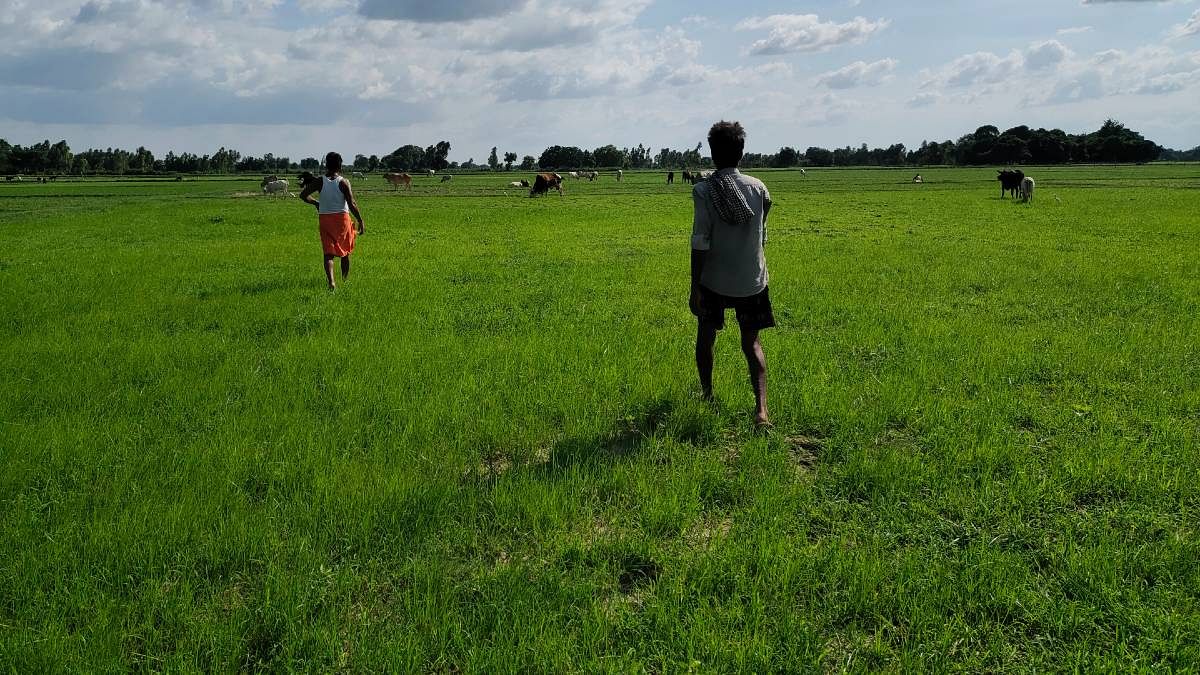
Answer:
[{"xmin": 1, "ymin": 165, "xmax": 1198, "ymax": 671}]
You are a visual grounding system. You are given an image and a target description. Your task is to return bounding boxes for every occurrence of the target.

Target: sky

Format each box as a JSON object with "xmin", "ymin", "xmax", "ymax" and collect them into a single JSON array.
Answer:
[{"xmin": 1, "ymin": 0, "xmax": 1198, "ymax": 163}]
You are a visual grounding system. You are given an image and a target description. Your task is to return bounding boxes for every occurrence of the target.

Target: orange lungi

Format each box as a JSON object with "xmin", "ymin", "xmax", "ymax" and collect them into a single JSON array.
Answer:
[{"xmin": 318, "ymin": 212, "xmax": 356, "ymax": 257}]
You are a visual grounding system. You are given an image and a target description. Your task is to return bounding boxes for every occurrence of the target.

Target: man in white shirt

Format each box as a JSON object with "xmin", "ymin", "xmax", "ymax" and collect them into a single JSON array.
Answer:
[{"xmin": 689, "ymin": 121, "xmax": 774, "ymax": 428}]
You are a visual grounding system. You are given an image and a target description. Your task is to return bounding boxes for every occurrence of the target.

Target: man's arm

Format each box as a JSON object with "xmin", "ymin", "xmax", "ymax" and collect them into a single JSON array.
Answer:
[
  {"xmin": 339, "ymin": 181, "xmax": 364, "ymax": 234},
  {"xmin": 762, "ymin": 188, "xmax": 772, "ymax": 246},
  {"xmin": 690, "ymin": 185, "xmax": 713, "ymax": 316},
  {"xmin": 299, "ymin": 183, "xmax": 319, "ymax": 209}
]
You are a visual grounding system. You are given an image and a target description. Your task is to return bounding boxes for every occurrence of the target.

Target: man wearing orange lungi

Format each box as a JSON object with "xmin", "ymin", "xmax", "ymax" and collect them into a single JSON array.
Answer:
[{"xmin": 300, "ymin": 152, "xmax": 365, "ymax": 290}]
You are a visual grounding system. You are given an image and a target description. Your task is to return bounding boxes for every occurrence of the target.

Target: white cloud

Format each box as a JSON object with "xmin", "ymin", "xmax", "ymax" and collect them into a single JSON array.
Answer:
[
  {"xmin": 1058, "ymin": 26, "xmax": 1094, "ymax": 35},
  {"xmin": 816, "ymin": 58, "xmax": 898, "ymax": 89},
  {"xmin": 1026, "ymin": 40, "xmax": 1072, "ymax": 70},
  {"xmin": 735, "ymin": 14, "xmax": 889, "ymax": 55},
  {"xmin": 1171, "ymin": 9, "xmax": 1200, "ymax": 38}
]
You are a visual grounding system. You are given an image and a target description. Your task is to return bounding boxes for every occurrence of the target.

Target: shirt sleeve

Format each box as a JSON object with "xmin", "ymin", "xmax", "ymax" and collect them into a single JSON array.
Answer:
[{"xmin": 691, "ymin": 184, "xmax": 712, "ymax": 251}]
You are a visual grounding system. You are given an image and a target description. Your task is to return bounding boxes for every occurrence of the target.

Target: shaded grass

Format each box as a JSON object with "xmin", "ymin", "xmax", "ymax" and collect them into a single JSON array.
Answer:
[{"xmin": 1, "ymin": 166, "xmax": 1198, "ymax": 670}]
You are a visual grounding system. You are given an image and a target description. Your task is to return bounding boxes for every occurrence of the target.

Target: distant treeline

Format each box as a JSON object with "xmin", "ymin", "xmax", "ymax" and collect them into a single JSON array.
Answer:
[{"xmin": 1, "ymin": 120, "xmax": 1195, "ymax": 176}]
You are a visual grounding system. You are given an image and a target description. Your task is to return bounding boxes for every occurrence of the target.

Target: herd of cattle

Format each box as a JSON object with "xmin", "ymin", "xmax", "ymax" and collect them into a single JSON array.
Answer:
[
  {"xmin": 6, "ymin": 167, "xmax": 1038, "ymax": 203},
  {"xmin": 259, "ymin": 168, "xmax": 1039, "ymax": 202}
]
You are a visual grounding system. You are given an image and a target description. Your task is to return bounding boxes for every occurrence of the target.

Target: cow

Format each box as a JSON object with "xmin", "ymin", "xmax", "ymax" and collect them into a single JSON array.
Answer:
[
  {"xmin": 912, "ymin": 174, "xmax": 923, "ymax": 184},
  {"xmin": 667, "ymin": 171, "xmax": 674, "ymax": 185},
  {"xmin": 440, "ymin": 175, "xmax": 452, "ymax": 183},
  {"xmin": 799, "ymin": 168, "xmax": 806, "ymax": 176},
  {"xmin": 568, "ymin": 171, "xmax": 580, "ymax": 179},
  {"xmin": 262, "ymin": 179, "xmax": 290, "ymax": 196},
  {"xmin": 427, "ymin": 169, "xmax": 436, "ymax": 177},
  {"xmin": 997, "ymin": 169, "xmax": 1024, "ymax": 199},
  {"xmin": 297, "ymin": 171, "xmax": 321, "ymax": 193},
  {"xmin": 260, "ymin": 175, "xmax": 281, "ymax": 188},
  {"xmin": 384, "ymin": 172, "xmax": 412, "ymax": 190},
  {"xmin": 1020, "ymin": 176, "xmax": 1035, "ymax": 203},
  {"xmin": 682, "ymin": 170, "xmax": 692, "ymax": 184},
  {"xmin": 616, "ymin": 169, "xmax": 623, "ymax": 181},
  {"xmin": 352, "ymin": 171, "xmax": 366, "ymax": 179},
  {"xmin": 509, "ymin": 180, "xmax": 530, "ymax": 188},
  {"xmin": 529, "ymin": 172, "xmax": 564, "ymax": 197}
]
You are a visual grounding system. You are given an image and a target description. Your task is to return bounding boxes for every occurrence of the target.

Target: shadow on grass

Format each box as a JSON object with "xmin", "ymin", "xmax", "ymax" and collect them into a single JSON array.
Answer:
[{"xmin": 460, "ymin": 394, "xmax": 726, "ymax": 486}]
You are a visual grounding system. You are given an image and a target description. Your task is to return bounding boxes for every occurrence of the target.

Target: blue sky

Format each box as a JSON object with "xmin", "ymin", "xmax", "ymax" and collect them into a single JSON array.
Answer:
[{"xmin": 1, "ymin": 0, "xmax": 1197, "ymax": 162}]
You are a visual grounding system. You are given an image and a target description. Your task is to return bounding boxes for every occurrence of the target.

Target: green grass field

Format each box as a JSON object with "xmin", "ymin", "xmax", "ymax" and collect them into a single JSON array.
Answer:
[{"xmin": 2, "ymin": 165, "xmax": 1199, "ymax": 671}]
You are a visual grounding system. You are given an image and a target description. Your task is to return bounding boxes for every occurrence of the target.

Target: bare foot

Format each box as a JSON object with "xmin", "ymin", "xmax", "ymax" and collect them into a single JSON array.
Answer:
[{"xmin": 754, "ymin": 412, "xmax": 772, "ymax": 430}]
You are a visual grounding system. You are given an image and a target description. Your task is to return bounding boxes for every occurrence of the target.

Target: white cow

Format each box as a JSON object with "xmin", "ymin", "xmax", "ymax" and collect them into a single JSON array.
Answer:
[
  {"xmin": 262, "ymin": 179, "xmax": 290, "ymax": 196},
  {"xmin": 1020, "ymin": 176, "xmax": 1035, "ymax": 203},
  {"xmin": 568, "ymin": 171, "xmax": 580, "ymax": 179},
  {"xmin": 352, "ymin": 171, "xmax": 365, "ymax": 179},
  {"xmin": 616, "ymin": 169, "xmax": 623, "ymax": 181},
  {"xmin": 427, "ymin": 169, "xmax": 436, "ymax": 177}
]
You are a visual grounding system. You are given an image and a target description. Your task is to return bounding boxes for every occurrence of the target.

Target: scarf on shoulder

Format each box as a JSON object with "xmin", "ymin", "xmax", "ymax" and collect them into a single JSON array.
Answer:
[{"xmin": 706, "ymin": 170, "xmax": 754, "ymax": 226}]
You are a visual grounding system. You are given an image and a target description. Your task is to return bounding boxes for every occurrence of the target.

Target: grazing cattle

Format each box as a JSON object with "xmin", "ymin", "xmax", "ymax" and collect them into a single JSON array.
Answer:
[
  {"xmin": 509, "ymin": 180, "xmax": 531, "ymax": 188},
  {"xmin": 682, "ymin": 170, "xmax": 692, "ymax": 184},
  {"xmin": 352, "ymin": 171, "xmax": 365, "ymax": 179},
  {"xmin": 440, "ymin": 175, "xmax": 452, "ymax": 183},
  {"xmin": 529, "ymin": 172, "xmax": 564, "ymax": 197},
  {"xmin": 586, "ymin": 171, "xmax": 597, "ymax": 181},
  {"xmin": 260, "ymin": 175, "xmax": 281, "ymax": 188},
  {"xmin": 912, "ymin": 174, "xmax": 923, "ymax": 184},
  {"xmin": 384, "ymin": 172, "xmax": 412, "ymax": 190},
  {"xmin": 568, "ymin": 171, "xmax": 580, "ymax": 179},
  {"xmin": 997, "ymin": 169, "xmax": 1025, "ymax": 199},
  {"xmin": 262, "ymin": 179, "xmax": 290, "ymax": 196},
  {"xmin": 799, "ymin": 168, "xmax": 806, "ymax": 176},
  {"xmin": 1020, "ymin": 176, "xmax": 1035, "ymax": 203},
  {"xmin": 427, "ymin": 169, "xmax": 436, "ymax": 177},
  {"xmin": 616, "ymin": 169, "xmax": 623, "ymax": 181},
  {"xmin": 667, "ymin": 171, "xmax": 674, "ymax": 185}
]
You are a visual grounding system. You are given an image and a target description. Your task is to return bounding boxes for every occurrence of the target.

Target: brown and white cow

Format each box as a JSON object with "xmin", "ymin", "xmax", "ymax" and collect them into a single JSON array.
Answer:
[
  {"xmin": 529, "ymin": 172, "xmax": 564, "ymax": 197},
  {"xmin": 384, "ymin": 172, "xmax": 412, "ymax": 190}
]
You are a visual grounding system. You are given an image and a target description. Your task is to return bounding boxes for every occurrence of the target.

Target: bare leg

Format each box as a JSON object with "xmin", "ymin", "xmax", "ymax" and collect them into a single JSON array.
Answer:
[
  {"xmin": 740, "ymin": 328, "xmax": 769, "ymax": 426},
  {"xmin": 323, "ymin": 254, "xmax": 337, "ymax": 290},
  {"xmin": 341, "ymin": 255, "xmax": 351, "ymax": 280},
  {"xmin": 695, "ymin": 324, "xmax": 717, "ymax": 400}
]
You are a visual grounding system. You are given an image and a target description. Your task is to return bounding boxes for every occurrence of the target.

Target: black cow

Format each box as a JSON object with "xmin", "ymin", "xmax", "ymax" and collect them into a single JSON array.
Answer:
[
  {"xmin": 997, "ymin": 169, "xmax": 1025, "ymax": 199},
  {"xmin": 667, "ymin": 171, "xmax": 674, "ymax": 185}
]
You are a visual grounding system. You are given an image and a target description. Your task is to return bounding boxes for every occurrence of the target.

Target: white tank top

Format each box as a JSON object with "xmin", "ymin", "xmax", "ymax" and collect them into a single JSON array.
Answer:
[{"xmin": 317, "ymin": 175, "xmax": 349, "ymax": 214}]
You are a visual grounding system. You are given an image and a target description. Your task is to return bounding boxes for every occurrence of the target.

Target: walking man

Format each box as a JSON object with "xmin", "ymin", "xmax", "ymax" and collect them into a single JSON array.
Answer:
[
  {"xmin": 299, "ymin": 152, "xmax": 364, "ymax": 290},
  {"xmin": 689, "ymin": 121, "xmax": 774, "ymax": 428}
]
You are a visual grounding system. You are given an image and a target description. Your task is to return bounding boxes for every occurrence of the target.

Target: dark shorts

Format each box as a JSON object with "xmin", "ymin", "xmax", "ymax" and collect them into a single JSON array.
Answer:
[{"xmin": 697, "ymin": 285, "xmax": 776, "ymax": 332}]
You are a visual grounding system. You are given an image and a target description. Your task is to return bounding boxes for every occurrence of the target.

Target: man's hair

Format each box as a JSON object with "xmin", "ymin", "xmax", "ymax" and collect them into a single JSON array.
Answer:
[
  {"xmin": 325, "ymin": 152, "xmax": 343, "ymax": 171},
  {"xmin": 708, "ymin": 121, "xmax": 745, "ymax": 168}
]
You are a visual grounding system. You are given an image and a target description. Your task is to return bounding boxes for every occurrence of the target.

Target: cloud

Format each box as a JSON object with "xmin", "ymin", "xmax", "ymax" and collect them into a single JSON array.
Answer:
[
  {"xmin": 815, "ymin": 58, "xmax": 898, "ymax": 89},
  {"xmin": 736, "ymin": 14, "xmax": 889, "ymax": 55},
  {"xmin": 1057, "ymin": 26, "xmax": 1094, "ymax": 35},
  {"xmin": 1171, "ymin": 9, "xmax": 1200, "ymax": 38},
  {"xmin": 1026, "ymin": 40, "xmax": 1072, "ymax": 70},
  {"xmin": 357, "ymin": 0, "xmax": 529, "ymax": 22},
  {"xmin": 920, "ymin": 50, "xmax": 1024, "ymax": 90}
]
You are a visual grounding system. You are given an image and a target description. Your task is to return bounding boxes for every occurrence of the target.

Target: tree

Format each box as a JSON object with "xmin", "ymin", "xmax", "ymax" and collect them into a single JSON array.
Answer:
[
  {"xmin": 300, "ymin": 157, "xmax": 320, "ymax": 170},
  {"xmin": 804, "ymin": 147, "xmax": 833, "ymax": 166},
  {"xmin": 773, "ymin": 146, "xmax": 799, "ymax": 168},
  {"xmin": 424, "ymin": 141, "xmax": 451, "ymax": 171},
  {"xmin": 592, "ymin": 144, "xmax": 625, "ymax": 168},
  {"xmin": 384, "ymin": 144, "xmax": 425, "ymax": 171},
  {"xmin": 503, "ymin": 152, "xmax": 517, "ymax": 170},
  {"xmin": 488, "ymin": 146, "xmax": 499, "ymax": 171},
  {"xmin": 520, "ymin": 155, "xmax": 536, "ymax": 171}
]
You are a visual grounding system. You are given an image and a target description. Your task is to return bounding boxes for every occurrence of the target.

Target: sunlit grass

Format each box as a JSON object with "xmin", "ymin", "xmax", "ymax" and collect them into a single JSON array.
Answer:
[{"xmin": 1, "ymin": 165, "xmax": 1198, "ymax": 670}]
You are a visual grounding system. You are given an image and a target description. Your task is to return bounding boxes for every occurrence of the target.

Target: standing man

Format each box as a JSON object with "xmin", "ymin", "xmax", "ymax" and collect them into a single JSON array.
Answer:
[
  {"xmin": 689, "ymin": 121, "xmax": 774, "ymax": 428},
  {"xmin": 300, "ymin": 152, "xmax": 364, "ymax": 291}
]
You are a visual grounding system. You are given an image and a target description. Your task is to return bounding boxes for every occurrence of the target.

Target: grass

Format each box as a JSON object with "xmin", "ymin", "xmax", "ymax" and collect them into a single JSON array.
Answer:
[{"xmin": 1, "ymin": 165, "xmax": 1199, "ymax": 671}]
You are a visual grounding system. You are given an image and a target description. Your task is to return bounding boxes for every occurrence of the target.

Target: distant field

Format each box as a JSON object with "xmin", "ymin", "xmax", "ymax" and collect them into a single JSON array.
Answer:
[{"xmin": 1, "ymin": 165, "xmax": 1198, "ymax": 670}]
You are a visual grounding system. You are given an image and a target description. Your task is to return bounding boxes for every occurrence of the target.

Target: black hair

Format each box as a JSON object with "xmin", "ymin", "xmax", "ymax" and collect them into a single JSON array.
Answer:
[
  {"xmin": 325, "ymin": 152, "xmax": 343, "ymax": 172},
  {"xmin": 707, "ymin": 121, "xmax": 745, "ymax": 169}
]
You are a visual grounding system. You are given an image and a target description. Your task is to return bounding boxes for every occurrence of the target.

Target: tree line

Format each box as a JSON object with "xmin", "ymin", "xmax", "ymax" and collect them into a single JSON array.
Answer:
[{"xmin": 0, "ymin": 120, "xmax": 1194, "ymax": 176}]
